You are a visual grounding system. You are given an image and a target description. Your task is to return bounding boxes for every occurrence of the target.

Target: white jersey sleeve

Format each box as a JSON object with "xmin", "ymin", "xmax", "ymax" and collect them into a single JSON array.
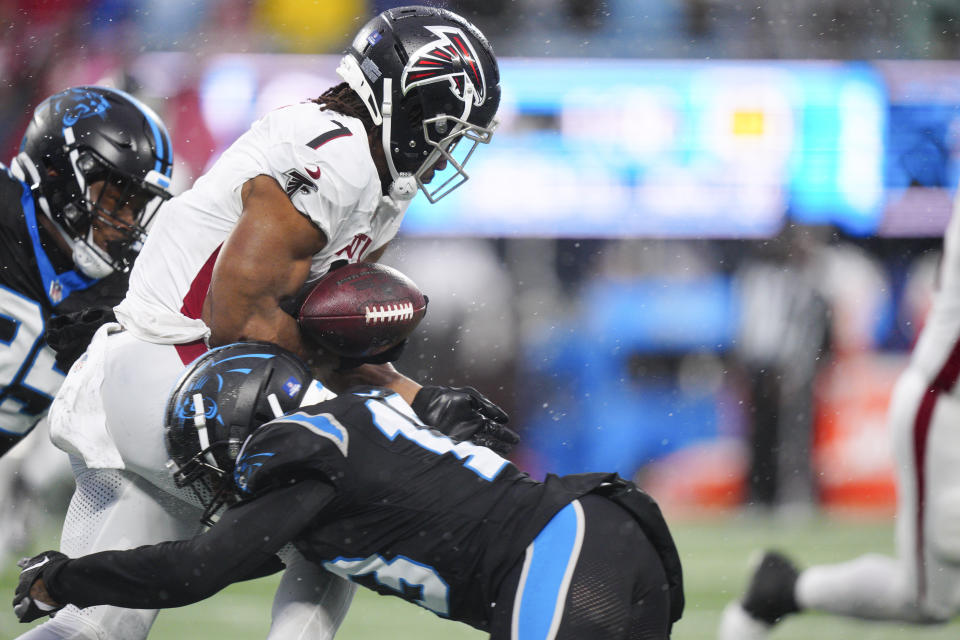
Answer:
[
  {"xmin": 272, "ymin": 122, "xmax": 363, "ymax": 237},
  {"xmin": 256, "ymin": 109, "xmax": 380, "ymax": 242},
  {"xmin": 115, "ymin": 102, "xmax": 406, "ymax": 346}
]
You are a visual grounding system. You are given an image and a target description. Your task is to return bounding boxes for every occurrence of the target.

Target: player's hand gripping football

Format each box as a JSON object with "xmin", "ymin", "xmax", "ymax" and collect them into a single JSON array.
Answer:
[
  {"xmin": 12, "ymin": 551, "xmax": 68, "ymax": 622},
  {"xmin": 412, "ymin": 386, "xmax": 520, "ymax": 455}
]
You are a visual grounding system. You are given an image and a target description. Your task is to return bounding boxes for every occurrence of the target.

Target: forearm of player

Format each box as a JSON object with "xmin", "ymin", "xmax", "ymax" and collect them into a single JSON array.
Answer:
[
  {"xmin": 41, "ymin": 478, "xmax": 332, "ymax": 610},
  {"xmin": 204, "ymin": 175, "xmax": 326, "ymax": 357},
  {"xmin": 205, "ymin": 280, "xmax": 306, "ymax": 352},
  {"xmin": 41, "ymin": 540, "xmax": 245, "ymax": 610},
  {"xmin": 328, "ymin": 362, "xmax": 422, "ymax": 404}
]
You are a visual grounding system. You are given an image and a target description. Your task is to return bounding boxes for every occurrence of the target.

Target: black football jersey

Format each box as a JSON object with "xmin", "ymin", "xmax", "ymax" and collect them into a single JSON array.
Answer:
[
  {"xmin": 234, "ymin": 387, "xmax": 612, "ymax": 630},
  {"xmin": 0, "ymin": 166, "xmax": 129, "ymax": 437}
]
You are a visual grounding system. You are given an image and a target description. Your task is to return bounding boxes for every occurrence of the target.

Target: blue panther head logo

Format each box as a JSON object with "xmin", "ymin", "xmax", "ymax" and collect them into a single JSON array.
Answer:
[
  {"xmin": 53, "ymin": 88, "xmax": 112, "ymax": 127},
  {"xmin": 176, "ymin": 394, "xmax": 219, "ymax": 423}
]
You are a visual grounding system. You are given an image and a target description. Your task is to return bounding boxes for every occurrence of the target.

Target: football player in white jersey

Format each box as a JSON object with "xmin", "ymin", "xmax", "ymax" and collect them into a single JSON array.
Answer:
[
  {"xmin": 718, "ymin": 187, "xmax": 960, "ymax": 638},
  {"xmin": 19, "ymin": 6, "xmax": 511, "ymax": 640}
]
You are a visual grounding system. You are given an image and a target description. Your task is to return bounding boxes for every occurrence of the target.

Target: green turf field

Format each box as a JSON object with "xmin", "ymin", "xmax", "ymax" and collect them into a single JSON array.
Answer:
[{"xmin": 3, "ymin": 514, "xmax": 959, "ymax": 639}]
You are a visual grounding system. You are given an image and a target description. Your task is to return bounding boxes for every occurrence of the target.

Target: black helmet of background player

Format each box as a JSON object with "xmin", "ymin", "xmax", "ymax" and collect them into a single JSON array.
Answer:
[
  {"xmin": 14, "ymin": 86, "xmax": 174, "ymax": 278},
  {"xmin": 165, "ymin": 342, "xmax": 314, "ymax": 523},
  {"xmin": 337, "ymin": 5, "xmax": 501, "ymax": 203}
]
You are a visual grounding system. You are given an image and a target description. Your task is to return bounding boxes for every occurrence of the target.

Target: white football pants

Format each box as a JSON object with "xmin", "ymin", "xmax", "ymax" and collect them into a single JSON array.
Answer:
[
  {"xmin": 18, "ymin": 330, "xmax": 355, "ymax": 640},
  {"xmin": 797, "ymin": 358, "xmax": 960, "ymax": 623},
  {"xmin": 795, "ymin": 184, "xmax": 960, "ymax": 625},
  {"xmin": 0, "ymin": 418, "xmax": 73, "ymax": 564}
]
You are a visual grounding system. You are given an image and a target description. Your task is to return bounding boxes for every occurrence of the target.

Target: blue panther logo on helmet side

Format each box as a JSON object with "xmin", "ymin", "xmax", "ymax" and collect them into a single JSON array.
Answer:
[
  {"xmin": 174, "ymin": 394, "xmax": 219, "ymax": 424},
  {"xmin": 53, "ymin": 88, "xmax": 113, "ymax": 126}
]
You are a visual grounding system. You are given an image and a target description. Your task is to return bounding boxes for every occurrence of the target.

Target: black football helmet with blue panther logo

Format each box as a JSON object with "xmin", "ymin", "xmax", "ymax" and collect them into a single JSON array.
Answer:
[
  {"xmin": 165, "ymin": 342, "xmax": 314, "ymax": 523},
  {"xmin": 15, "ymin": 85, "xmax": 174, "ymax": 275}
]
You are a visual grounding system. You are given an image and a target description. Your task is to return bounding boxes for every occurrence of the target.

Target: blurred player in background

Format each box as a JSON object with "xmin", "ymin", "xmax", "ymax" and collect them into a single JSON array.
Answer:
[
  {"xmin": 0, "ymin": 86, "xmax": 172, "ymax": 560},
  {"xmin": 719, "ymin": 187, "xmax": 960, "ymax": 638},
  {"xmin": 13, "ymin": 343, "xmax": 684, "ymax": 639},
  {"xmin": 21, "ymin": 6, "xmax": 516, "ymax": 640}
]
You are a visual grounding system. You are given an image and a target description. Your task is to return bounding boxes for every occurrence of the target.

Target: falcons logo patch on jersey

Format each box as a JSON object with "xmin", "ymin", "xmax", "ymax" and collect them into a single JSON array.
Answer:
[
  {"xmin": 283, "ymin": 168, "xmax": 318, "ymax": 197},
  {"xmin": 401, "ymin": 26, "xmax": 486, "ymax": 107}
]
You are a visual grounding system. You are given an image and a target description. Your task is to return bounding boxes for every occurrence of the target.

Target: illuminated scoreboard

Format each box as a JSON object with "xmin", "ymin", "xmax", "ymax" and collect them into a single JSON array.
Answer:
[
  {"xmin": 139, "ymin": 54, "xmax": 960, "ymax": 238},
  {"xmin": 406, "ymin": 59, "xmax": 889, "ymax": 237}
]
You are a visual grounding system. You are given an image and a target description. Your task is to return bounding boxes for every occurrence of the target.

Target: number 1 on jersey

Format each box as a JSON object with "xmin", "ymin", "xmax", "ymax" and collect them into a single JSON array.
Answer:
[{"xmin": 364, "ymin": 397, "xmax": 509, "ymax": 481}]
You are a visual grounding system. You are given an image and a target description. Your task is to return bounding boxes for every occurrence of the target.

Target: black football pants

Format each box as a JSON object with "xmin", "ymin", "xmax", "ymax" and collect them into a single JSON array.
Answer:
[{"xmin": 490, "ymin": 493, "xmax": 671, "ymax": 640}]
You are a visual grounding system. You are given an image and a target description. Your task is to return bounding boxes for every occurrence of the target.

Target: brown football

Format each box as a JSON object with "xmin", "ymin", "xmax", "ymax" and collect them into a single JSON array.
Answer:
[{"xmin": 298, "ymin": 262, "xmax": 427, "ymax": 358}]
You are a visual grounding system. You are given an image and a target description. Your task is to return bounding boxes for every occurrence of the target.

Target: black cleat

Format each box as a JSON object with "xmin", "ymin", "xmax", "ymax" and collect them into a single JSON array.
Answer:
[{"xmin": 740, "ymin": 550, "xmax": 801, "ymax": 624}]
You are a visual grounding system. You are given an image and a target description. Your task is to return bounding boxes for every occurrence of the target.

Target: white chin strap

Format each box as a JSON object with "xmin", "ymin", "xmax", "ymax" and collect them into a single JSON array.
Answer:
[
  {"xmin": 389, "ymin": 176, "xmax": 417, "ymax": 201},
  {"xmin": 72, "ymin": 228, "xmax": 115, "ymax": 279},
  {"xmin": 336, "ymin": 56, "xmax": 383, "ymax": 126},
  {"xmin": 14, "ymin": 151, "xmax": 115, "ymax": 279},
  {"xmin": 336, "ymin": 59, "xmax": 416, "ymax": 202},
  {"xmin": 380, "ymin": 77, "xmax": 417, "ymax": 201},
  {"xmin": 192, "ymin": 393, "xmax": 220, "ymax": 469},
  {"xmin": 13, "ymin": 152, "xmax": 54, "ymax": 219},
  {"xmin": 336, "ymin": 56, "xmax": 465, "ymax": 202}
]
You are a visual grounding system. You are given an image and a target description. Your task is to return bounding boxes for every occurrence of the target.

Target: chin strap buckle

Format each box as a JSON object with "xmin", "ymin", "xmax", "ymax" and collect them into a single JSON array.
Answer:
[{"xmin": 389, "ymin": 176, "xmax": 417, "ymax": 201}]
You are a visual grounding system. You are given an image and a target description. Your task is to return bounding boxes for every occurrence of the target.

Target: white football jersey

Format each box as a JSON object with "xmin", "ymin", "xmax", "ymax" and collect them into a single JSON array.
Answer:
[{"xmin": 115, "ymin": 102, "xmax": 409, "ymax": 344}]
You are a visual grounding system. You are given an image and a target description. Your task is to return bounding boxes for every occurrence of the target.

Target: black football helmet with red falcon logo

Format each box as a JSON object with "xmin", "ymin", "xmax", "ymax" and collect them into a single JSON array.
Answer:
[{"xmin": 337, "ymin": 5, "xmax": 501, "ymax": 202}]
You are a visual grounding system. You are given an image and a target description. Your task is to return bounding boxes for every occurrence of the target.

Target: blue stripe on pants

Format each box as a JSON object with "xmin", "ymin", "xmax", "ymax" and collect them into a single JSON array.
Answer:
[{"xmin": 512, "ymin": 500, "xmax": 585, "ymax": 640}]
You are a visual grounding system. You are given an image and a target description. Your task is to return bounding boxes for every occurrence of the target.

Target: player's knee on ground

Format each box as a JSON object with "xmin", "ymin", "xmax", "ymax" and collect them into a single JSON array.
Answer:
[
  {"xmin": 906, "ymin": 595, "xmax": 954, "ymax": 625},
  {"xmin": 918, "ymin": 500, "xmax": 960, "ymax": 624},
  {"xmin": 929, "ymin": 489, "xmax": 960, "ymax": 564},
  {"xmin": 922, "ymin": 489, "xmax": 960, "ymax": 621}
]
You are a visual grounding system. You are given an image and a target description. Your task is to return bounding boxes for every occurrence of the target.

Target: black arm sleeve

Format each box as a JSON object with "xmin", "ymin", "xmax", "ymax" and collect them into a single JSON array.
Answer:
[{"xmin": 45, "ymin": 477, "xmax": 334, "ymax": 610}]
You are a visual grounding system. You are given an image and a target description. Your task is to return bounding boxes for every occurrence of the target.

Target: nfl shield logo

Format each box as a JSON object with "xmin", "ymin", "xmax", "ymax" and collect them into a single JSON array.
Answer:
[
  {"xmin": 49, "ymin": 280, "xmax": 63, "ymax": 304},
  {"xmin": 283, "ymin": 377, "xmax": 303, "ymax": 398}
]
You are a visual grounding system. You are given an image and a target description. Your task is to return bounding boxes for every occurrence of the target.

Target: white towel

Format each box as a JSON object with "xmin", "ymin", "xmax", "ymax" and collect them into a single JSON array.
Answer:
[{"xmin": 49, "ymin": 323, "xmax": 125, "ymax": 469}]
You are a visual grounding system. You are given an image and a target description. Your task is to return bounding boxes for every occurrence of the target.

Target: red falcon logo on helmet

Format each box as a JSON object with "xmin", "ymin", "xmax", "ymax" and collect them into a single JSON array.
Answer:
[{"xmin": 401, "ymin": 26, "xmax": 487, "ymax": 106}]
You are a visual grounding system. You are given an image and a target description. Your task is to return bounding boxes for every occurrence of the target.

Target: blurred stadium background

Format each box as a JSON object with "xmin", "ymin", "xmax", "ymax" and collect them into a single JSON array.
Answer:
[{"xmin": 3, "ymin": 0, "xmax": 960, "ymax": 637}]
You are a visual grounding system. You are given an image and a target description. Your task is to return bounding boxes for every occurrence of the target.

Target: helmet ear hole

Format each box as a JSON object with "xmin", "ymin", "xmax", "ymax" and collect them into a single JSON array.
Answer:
[
  {"xmin": 77, "ymin": 152, "xmax": 98, "ymax": 175},
  {"xmin": 401, "ymin": 89, "xmax": 424, "ymax": 129}
]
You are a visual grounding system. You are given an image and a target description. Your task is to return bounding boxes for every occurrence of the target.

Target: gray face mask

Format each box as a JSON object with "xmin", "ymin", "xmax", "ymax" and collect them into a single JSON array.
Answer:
[{"xmin": 71, "ymin": 227, "xmax": 115, "ymax": 279}]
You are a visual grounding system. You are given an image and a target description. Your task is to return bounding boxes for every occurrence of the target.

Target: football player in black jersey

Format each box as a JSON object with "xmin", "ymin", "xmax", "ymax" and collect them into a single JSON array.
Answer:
[
  {"xmin": 13, "ymin": 343, "xmax": 684, "ymax": 639},
  {"xmin": 0, "ymin": 85, "xmax": 173, "ymax": 566},
  {"xmin": 0, "ymin": 85, "xmax": 173, "ymax": 455}
]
